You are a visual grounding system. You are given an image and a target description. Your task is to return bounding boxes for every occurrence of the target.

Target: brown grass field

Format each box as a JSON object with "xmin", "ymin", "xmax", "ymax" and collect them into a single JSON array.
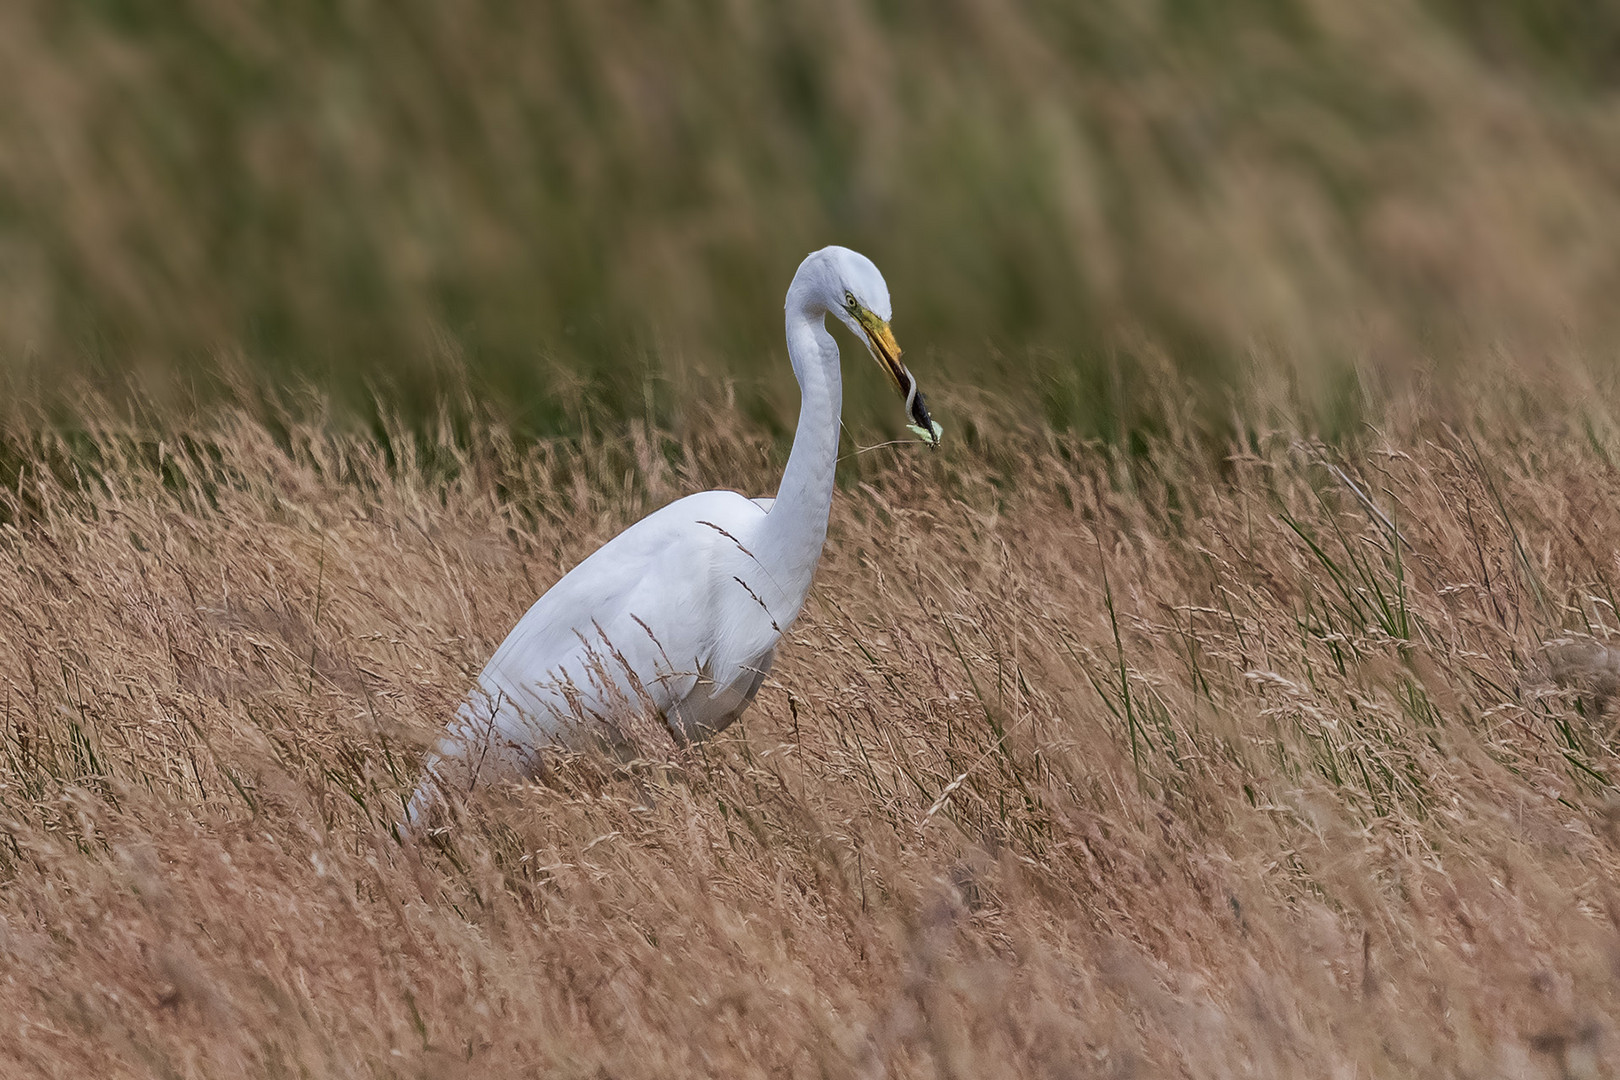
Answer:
[
  {"xmin": 7, "ymin": 4, "xmax": 1620, "ymax": 1074},
  {"xmin": 4, "ymin": 367, "xmax": 1620, "ymax": 1077}
]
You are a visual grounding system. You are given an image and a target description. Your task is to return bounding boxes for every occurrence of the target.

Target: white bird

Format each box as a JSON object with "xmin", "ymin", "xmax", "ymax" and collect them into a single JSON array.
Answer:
[{"xmin": 405, "ymin": 246, "xmax": 940, "ymax": 827}]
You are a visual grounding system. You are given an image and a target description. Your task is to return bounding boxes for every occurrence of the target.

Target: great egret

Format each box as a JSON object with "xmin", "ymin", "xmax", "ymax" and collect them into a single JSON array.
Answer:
[{"xmin": 404, "ymin": 246, "xmax": 939, "ymax": 828}]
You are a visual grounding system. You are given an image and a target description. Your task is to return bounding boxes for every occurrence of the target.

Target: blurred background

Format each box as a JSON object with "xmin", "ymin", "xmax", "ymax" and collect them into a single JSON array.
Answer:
[{"xmin": 2, "ymin": 0, "xmax": 1619, "ymax": 439}]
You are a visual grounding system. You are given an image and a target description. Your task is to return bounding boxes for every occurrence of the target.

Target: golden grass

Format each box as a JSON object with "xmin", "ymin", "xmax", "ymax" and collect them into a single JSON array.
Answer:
[
  {"xmin": 4, "ymin": 371, "xmax": 1620, "ymax": 1077},
  {"xmin": 5, "ymin": 2, "xmax": 1620, "ymax": 1074}
]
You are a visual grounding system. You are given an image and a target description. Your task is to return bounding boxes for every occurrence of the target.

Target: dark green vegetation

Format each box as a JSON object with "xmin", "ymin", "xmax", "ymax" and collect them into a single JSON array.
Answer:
[{"xmin": 4, "ymin": 0, "xmax": 1620, "ymax": 440}]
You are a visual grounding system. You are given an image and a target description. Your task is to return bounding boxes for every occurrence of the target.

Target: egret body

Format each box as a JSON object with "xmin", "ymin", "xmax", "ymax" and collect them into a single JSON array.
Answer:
[{"xmin": 405, "ymin": 246, "xmax": 938, "ymax": 826}]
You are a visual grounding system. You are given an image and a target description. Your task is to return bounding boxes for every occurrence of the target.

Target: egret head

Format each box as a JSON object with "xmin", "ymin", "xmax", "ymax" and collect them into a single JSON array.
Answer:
[{"xmin": 801, "ymin": 246, "xmax": 942, "ymax": 447}]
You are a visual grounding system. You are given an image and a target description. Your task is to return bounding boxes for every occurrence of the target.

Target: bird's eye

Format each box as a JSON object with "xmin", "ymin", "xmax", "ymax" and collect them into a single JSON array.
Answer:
[{"xmin": 844, "ymin": 290, "xmax": 857, "ymax": 309}]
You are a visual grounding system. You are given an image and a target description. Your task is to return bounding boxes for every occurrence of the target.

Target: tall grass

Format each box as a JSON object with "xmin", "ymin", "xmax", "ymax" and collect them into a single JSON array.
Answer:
[
  {"xmin": 3, "ymin": 0, "xmax": 1620, "ymax": 436},
  {"xmin": 3, "ymin": 367, "xmax": 1620, "ymax": 1075},
  {"xmin": 6, "ymin": 2, "xmax": 1620, "ymax": 1073}
]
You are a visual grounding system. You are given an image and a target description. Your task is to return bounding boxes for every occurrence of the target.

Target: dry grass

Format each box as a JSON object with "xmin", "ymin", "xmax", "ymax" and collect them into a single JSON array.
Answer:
[
  {"xmin": 3, "ymin": 370, "xmax": 1620, "ymax": 1077},
  {"xmin": 5, "ymin": 2, "xmax": 1620, "ymax": 1075}
]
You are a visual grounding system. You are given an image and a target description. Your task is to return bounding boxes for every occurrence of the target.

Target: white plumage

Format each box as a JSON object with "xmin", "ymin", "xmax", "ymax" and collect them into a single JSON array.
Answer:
[{"xmin": 405, "ymin": 246, "xmax": 939, "ymax": 827}]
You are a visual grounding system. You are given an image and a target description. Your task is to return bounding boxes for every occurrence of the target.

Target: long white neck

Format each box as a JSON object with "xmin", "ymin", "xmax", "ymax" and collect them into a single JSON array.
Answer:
[{"xmin": 758, "ymin": 287, "xmax": 843, "ymax": 616}]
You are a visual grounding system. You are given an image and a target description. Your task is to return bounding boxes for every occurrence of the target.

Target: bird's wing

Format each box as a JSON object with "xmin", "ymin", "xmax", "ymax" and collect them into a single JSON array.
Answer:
[
  {"xmin": 751, "ymin": 497, "xmax": 775, "ymax": 512},
  {"xmin": 481, "ymin": 489, "xmax": 768, "ymax": 687},
  {"xmin": 408, "ymin": 490, "xmax": 777, "ymax": 825}
]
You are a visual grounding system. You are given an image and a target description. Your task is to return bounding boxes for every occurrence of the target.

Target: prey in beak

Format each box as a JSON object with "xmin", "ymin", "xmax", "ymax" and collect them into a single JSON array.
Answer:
[{"xmin": 849, "ymin": 302, "xmax": 943, "ymax": 447}]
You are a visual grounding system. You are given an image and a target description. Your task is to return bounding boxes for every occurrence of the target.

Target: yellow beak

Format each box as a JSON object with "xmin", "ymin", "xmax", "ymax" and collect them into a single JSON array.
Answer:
[
  {"xmin": 851, "ymin": 304, "xmax": 942, "ymax": 447},
  {"xmin": 852, "ymin": 306, "xmax": 908, "ymax": 395}
]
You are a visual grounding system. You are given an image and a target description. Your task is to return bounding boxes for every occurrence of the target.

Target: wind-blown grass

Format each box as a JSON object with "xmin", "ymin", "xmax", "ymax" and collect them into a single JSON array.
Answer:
[{"xmin": 3, "ymin": 369, "xmax": 1620, "ymax": 1076}]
